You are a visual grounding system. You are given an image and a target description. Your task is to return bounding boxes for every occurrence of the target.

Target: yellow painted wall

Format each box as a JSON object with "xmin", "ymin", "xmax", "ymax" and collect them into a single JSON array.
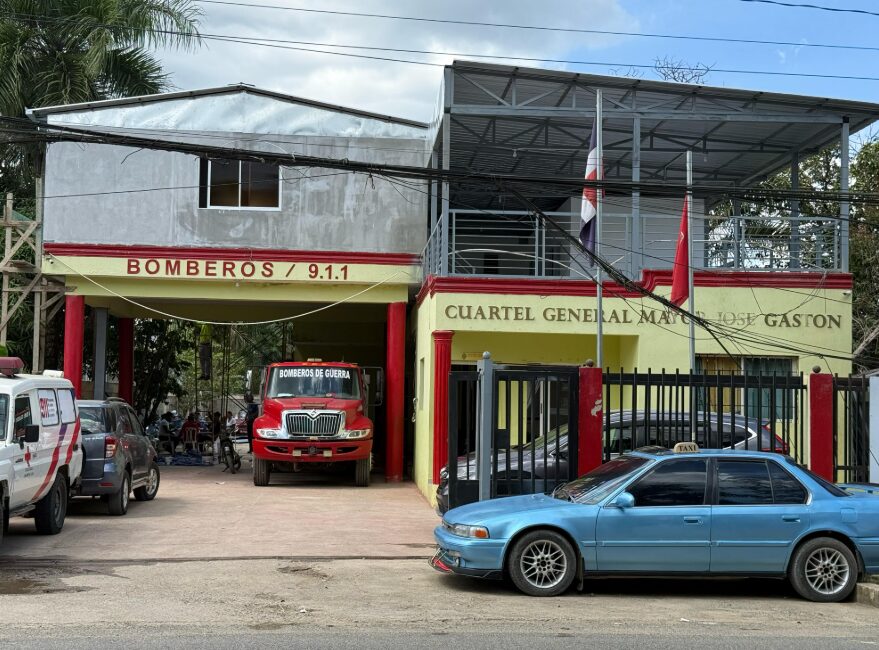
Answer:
[{"xmin": 414, "ymin": 285, "xmax": 852, "ymax": 503}]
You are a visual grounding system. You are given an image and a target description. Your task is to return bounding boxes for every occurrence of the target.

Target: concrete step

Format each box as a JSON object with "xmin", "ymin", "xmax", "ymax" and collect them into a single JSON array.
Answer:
[{"xmin": 856, "ymin": 582, "xmax": 879, "ymax": 607}]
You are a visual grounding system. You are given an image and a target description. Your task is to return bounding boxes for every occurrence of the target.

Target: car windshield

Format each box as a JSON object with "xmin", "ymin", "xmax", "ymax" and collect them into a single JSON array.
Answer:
[
  {"xmin": 519, "ymin": 424, "xmax": 567, "ymax": 452},
  {"xmin": 266, "ymin": 366, "xmax": 361, "ymax": 399},
  {"xmin": 554, "ymin": 456, "xmax": 650, "ymax": 505},
  {"xmin": 79, "ymin": 406, "xmax": 104, "ymax": 434}
]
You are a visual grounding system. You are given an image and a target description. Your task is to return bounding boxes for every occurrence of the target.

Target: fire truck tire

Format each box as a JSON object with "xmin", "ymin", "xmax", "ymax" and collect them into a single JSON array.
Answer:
[
  {"xmin": 34, "ymin": 474, "xmax": 68, "ymax": 535},
  {"xmin": 355, "ymin": 458, "xmax": 371, "ymax": 487},
  {"xmin": 253, "ymin": 457, "xmax": 271, "ymax": 486}
]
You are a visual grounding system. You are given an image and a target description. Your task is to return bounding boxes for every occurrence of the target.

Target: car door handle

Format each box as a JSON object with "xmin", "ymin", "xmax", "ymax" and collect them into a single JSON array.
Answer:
[
  {"xmin": 683, "ymin": 516, "xmax": 703, "ymax": 524},
  {"xmin": 782, "ymin": 515, "xmax": 801, "ymax": 523}
]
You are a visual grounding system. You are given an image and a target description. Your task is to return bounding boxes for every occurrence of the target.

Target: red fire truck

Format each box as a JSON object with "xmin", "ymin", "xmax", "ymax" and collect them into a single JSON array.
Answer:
[{"xmin": 251, "ymin": 361, "xmax": 373, "ymax": 487}]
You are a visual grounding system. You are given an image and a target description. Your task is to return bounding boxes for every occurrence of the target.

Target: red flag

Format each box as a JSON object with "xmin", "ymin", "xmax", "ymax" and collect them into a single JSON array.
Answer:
[{"xmin": 669, "ymin": 198, "xmax": 689, "ymax": 306}]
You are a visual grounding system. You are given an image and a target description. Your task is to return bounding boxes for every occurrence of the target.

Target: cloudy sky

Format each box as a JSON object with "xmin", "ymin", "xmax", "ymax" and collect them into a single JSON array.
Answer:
[{"xmin": 158, "ymin": 0, "xmax": 879, "ymax": 122}]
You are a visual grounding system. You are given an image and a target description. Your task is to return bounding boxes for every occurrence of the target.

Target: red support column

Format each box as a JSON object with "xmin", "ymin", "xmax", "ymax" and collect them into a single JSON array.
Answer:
[
  {"xmin": 385, "ymin": 302, "xmax": 406, "ymax": 482},
  {"xmin": 63, "ymin": 295, "xmax": 85, "ymax": 398},
  {"xmin": 432, "ymin": 331, "xmax": 454, "ymax": 484},
  {"xmin": 578, "ymin": 362, "xmax": 604, "ymax": 476},
  {"xmin": 809, "ymin": 369, "xmax": 835, "ymax": 482},
  {"xmin": 118, "ymin": 317, "xmax": 134, "ymax": 404}
]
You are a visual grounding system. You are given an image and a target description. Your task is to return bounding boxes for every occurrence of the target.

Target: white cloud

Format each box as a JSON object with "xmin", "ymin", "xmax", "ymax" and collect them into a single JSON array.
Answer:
[{"xmin": 158, "ymin": 0, "xmax": 637, "ymax": 121}]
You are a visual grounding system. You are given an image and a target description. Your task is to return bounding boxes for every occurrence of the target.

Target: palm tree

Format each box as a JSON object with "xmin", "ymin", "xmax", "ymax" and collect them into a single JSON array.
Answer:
[{"xmin": 0, "ymin": 0, "xmax": 202, "ymax": 116}]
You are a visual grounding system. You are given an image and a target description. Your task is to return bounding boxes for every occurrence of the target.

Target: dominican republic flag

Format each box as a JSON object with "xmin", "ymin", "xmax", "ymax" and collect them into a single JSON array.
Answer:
[
  {"xmin": 580, "ymin": 119, "xmax": 601, "ymax": 255},
  {"xmin": 669, "ymin": 197, "xmax": 689, "ymax": 306}
]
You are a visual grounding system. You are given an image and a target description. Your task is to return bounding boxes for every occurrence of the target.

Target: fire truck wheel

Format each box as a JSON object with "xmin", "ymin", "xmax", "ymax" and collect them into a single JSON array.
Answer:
[
  {"xmin": 253, "ymin": 457, "xmax": 271, "ymax": 486},
  {"xmin": 354, "ymin": 457, "xmax": 371, "ymax": 487}
]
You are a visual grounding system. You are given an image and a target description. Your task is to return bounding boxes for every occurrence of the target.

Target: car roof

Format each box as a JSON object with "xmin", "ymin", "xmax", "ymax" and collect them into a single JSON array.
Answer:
[
  {"xmin": 0, "ymin": 374, "xmax": 74, "ymax": 393},
  {"xmin": 76, "ymin": 398, "xmax": 130, "ymax": 407},
  {"xmin": 630, "ymin": 448, "xmax": 789, "ymax": 461}
]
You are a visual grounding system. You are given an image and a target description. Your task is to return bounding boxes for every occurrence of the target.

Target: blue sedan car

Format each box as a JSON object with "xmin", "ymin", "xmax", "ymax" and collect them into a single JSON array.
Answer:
[{"xmin": 432, "ymin": 447, "xmax": 879, "ymax": 602}]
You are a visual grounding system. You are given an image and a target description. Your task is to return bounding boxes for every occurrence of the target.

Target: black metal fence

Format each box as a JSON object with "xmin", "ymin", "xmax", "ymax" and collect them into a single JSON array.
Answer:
[
  {"xmin": 447, "ymin": 365, "xmax": 579, "ymax": 510},
  {"xmin": 602, "ymin": 369, "xmax": 807, "ymax": 464},
  {"xmin": 833, "ymin": 375, "xmax": 871, "ymax": 483}
]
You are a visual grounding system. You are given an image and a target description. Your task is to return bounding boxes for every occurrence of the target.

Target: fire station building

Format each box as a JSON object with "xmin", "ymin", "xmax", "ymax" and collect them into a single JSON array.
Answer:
[{"xmin": 31, "ymin": 61, "xmax": 879, "ymax": 503}]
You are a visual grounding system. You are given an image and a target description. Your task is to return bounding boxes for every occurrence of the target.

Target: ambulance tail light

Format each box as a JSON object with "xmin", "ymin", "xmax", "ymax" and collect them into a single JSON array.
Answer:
[{"xmin": 105, "ymin": 436, "xmax": 118, "ymax": 458}]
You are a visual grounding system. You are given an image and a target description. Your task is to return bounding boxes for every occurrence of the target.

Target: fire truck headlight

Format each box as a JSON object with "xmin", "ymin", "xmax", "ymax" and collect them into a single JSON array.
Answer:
[
  {"xmin": 256, "ymin": 428, "xmax": 283, "ymax": 439},
  {"xmin": 340, "ymin": 429, "xmax": 371, "ymax": 440}
]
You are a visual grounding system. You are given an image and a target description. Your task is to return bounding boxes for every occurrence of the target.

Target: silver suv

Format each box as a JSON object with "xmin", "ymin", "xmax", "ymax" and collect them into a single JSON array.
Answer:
[{"xmin": 74, "ymin": 398, "xmax": 160, "ymax": 515}]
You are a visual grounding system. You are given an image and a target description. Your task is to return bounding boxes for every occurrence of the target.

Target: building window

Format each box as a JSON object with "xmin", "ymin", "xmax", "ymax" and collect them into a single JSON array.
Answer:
[
  {"xmin": 696, "ymin": 355, "xmax": 795, "ymax": 421},
  {"xmin": 198, "ymin": 159, "xmax": 280, "ymax": 209}
]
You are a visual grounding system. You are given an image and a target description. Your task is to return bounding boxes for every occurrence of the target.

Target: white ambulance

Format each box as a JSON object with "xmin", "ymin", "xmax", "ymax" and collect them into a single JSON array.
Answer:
[{"xmin": 0, "ymin": 358, "xmax": 83, "ymax": 545}]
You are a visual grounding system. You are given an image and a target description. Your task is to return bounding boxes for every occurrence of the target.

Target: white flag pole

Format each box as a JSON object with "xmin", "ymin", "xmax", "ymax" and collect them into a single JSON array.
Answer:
[
  {"xmin": 686, "ymin": 149, "xmax": 696, "ymax": 371},
  {"xmin": 595, "ymin": 89, "xmax": 604, "ymax": 371}
]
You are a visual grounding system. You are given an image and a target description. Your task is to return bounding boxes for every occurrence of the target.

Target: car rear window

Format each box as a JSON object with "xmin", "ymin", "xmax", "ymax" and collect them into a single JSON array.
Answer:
[
  {"xmin": 792, "ymin": 462, "xmax": 850, "ymax": 498},
  {"xmin": 79, "ymin": 406, "xmax": 105, "ymax": 434}
]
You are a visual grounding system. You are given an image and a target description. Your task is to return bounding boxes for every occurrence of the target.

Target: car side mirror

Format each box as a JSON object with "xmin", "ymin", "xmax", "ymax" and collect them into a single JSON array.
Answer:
[
  {"xmin": 611, "ymin": 492, "xmax": 635, "ymax": 509},
  {"xmin": 20, "ymin": 424, "xmax": 40, "ymax": 446}
]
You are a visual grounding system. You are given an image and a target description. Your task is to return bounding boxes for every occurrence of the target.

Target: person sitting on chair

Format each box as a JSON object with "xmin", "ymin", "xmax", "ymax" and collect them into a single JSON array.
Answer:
[
  {"xmin": 156, "ymin": 412, "xmax": 181, "ymax": 454},
  {"xmin": 180, "ymin": 413, "xmax": 202, "ymax": 450}
]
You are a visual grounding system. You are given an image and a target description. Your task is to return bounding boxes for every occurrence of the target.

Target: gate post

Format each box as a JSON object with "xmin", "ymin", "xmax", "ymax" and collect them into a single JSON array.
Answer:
[
  {"xmin": 63, "ymin": 294, "xmax": 85, "ymax": 398},
  {"xmin": 808, "ymin": 367, "xmax": 834, "ymax": 481},
  {"xmin": 476, "ymin": 351, "xmax": 494, "ymax": 502},
  {"xmin": 578, "ymin": 360, "xmax": 603, "ymax": 475},
  {"xmin": 431, "ymin": 330, "xmax": 454, "ymax": 484},
  {"xmin": 870, "ymin": 376, "xmax": 879, "ymax": 483}
]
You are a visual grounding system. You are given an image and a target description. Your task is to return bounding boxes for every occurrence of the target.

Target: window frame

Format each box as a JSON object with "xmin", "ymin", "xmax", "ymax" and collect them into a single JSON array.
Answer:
[
  {"xmin": 37, "ymin": 388, "xmax": 60, "ymax": 427},
  {"xmin": 12, "ymin": 392, "xmax": 34, "ymax": 442},
  {"xmin": 201, "ymin": 159, "xmax": 282, "ymax": 212},
  {"xmin": 625, "ymin": 457, "xmax": 710, "ymax": 508}
]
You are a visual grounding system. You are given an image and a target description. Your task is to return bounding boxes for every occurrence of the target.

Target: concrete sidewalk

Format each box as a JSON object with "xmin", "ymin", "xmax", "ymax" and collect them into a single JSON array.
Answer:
[{"xmin": 1, "ymin": 465, "xmax": 439, "ymax": 562}]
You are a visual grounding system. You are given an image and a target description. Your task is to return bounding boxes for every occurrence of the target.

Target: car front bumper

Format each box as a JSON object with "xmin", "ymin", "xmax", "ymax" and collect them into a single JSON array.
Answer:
[
  {"xmin": 431, "ymin": 525, "xmax": 505, "ymax": 579},
  {"xmin": 253, "ymin": 438, "xmax": 371, "ymax": 463}
]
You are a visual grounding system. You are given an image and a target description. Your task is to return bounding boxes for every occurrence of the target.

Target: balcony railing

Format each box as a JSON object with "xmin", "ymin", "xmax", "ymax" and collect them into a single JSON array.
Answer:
[{"xmin": 422, "ymin": 210, "xmax": 842, "ymax": 279}]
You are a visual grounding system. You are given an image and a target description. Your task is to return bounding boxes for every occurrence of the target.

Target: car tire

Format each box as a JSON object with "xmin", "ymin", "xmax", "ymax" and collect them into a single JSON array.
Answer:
[
  {"xmin": 0, "ymin": 497, "xmax": 5, "ymax": 546},
  {"xmin": 107, "ymin": 473, "xmax": 130, "ymax": 517},
  {"xmin": 134, "ymin": 463, "xmax": 160, "ymax": 502},
  {"xmin": 789, "ymin": 537, "xmax": 859, "ymax": 603},
  {"xmin": 507, "ymin": 529, "xmax": 577, "ymax": 597},
  {"xmin": 34, "ymin": 474, "xmax": 68, "ymax": 535},
  {"xmin": 253, "ymin": 457, "xmax": 271, "ymax": 486}
]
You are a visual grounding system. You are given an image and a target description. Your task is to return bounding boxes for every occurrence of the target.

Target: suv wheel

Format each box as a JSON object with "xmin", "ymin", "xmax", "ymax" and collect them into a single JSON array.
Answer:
[
  {"xmin": 107, "ymin": 473, "xmax": 130, "ymax": 516},
  {"xmin": 134, "ymin": 463, "xmax": 160, "ymax": 502},
  {"xmin": 507, "ymin": 529, "xmax": 577, "ymax": 597},
  {"xmin": 34, "ymin": 475, "xmax": 68, "ymax": 535},
  {"xmin": 253, "ymin": 457, "xmax": 271, "ymax": 486},
  {"xmin": 789, "ymin": 537, "xmax": 858, "ymax": 602}
]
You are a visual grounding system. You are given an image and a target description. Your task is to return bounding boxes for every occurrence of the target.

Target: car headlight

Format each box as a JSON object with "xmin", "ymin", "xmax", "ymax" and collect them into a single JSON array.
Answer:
[
  {"xmin": 256, "ymin": 427, "xmax": 284, "ymax": 439},
  {"xmin": 444, "ymin": 521, "xmax": 490, "ymax": 539},
  {"xmin": 339, "ymin": 429, "xmax": 371, "ymax": 440}
]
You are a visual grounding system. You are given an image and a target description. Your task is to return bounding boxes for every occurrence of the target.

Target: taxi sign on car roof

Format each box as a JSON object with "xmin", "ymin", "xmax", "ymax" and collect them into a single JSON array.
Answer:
[{"xmin": 672, "ymin": 441, "xmax": 700, "ymax": 453}]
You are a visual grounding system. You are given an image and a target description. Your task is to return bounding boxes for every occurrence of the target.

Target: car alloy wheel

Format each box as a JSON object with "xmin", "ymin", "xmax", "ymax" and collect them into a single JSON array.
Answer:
[
  {"xmin": 519, "ymin": 539, "xmax": 568, "ymax": 590},
  {"xmin": 146, "ymin": 468, "xmax": 158, "ymax": 497},
  {"xmin": 804, "ymin": 547, "xmax": 850, "ymax": 596}
]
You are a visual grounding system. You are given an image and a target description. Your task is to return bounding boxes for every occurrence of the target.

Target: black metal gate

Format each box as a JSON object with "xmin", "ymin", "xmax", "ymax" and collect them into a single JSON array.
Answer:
[
  {"xmin": 833, "ymin": 375, "xmax": 871, "ymax": 483},
  {"xmin": 602, "ymin": 370, "xmax": 807, "ymax": 464},
  {"xmin": 447, "ymin": 365, "xmax": 579, "ymax": 510}
]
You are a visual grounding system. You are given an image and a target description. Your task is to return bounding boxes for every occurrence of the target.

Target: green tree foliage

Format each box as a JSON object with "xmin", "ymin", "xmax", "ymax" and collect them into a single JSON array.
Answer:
[
  {"xmin": 133, "ymin": 319, "xmax": 194, "ymax": 424},
  {"xmin": 849, "ymin": 139, "xmax": 879, "ymax": 368}
]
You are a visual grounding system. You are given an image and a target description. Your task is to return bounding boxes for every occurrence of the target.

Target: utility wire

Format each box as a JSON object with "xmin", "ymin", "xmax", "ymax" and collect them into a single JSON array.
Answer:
[
  {"xmin": 195, "ymin": 0, "xmax": 879, "ymax": 52},
  {"xmin": 6, "ymin": 10, "xmax": 879, "ymax": 83},
  {"xmin": 739, "ymin": 0, "xmax": 879, "ymax": 18}
]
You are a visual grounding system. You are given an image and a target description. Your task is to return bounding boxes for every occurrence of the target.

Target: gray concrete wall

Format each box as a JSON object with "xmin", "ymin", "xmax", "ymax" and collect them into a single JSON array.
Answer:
[{"xmin": 43, "ymin": 133, "xmax": 429, "ymax": 254}]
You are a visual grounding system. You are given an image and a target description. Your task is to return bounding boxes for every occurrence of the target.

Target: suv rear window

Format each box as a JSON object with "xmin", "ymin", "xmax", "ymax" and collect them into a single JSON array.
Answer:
[{"xmin": 79, "ymin": 406, "xmax": 105, "ymax": 434}]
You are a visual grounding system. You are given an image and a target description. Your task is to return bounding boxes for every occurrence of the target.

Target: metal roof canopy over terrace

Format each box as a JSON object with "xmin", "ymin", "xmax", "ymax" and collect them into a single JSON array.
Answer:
[{"xmin": 430, "ymin": 60, "xmax": 879, "ymax": 274}]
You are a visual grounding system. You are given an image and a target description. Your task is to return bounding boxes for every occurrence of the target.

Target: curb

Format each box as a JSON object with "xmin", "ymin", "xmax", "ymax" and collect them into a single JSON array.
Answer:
[{"xmin": 856, "ymin": 582, "xmax": 879, "ymax": 608}]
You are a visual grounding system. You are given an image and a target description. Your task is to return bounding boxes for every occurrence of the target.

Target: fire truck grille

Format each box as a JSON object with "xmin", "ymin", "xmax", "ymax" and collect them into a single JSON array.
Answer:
[{"xmin": 286, "ymin": 412, "xmax": 343, "ymax": 438}]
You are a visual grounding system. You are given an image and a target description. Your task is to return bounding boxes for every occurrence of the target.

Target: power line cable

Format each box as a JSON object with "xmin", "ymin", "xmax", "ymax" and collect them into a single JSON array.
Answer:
[
  {"xmin": 738, "ymin": 0, "xmax": 879, "ymax": 18},
  {"xmin": 195, "ymin": 0, "xmax": 879, "ymax": 52},
  {"xmin": 6, "ymin": 10, "xmax": 879, "ymax": 83}
]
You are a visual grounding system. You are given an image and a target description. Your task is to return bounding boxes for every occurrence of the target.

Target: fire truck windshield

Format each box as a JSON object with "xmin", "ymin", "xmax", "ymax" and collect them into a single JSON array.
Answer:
[{"xmin": 266, "ymin": 366, "xmax": 361, "ymax": 399}]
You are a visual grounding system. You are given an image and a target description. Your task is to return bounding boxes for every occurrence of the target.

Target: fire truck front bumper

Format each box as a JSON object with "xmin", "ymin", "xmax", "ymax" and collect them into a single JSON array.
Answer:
[{"xmin": 253, "ymin": 438, "xmax": 372, "ymax": 463}]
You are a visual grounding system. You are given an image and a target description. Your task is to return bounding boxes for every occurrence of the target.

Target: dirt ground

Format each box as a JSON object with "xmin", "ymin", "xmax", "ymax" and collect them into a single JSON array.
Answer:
[{"xmin": 1, "ymin": 463, "xmax": 438, "ymax": 561}]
